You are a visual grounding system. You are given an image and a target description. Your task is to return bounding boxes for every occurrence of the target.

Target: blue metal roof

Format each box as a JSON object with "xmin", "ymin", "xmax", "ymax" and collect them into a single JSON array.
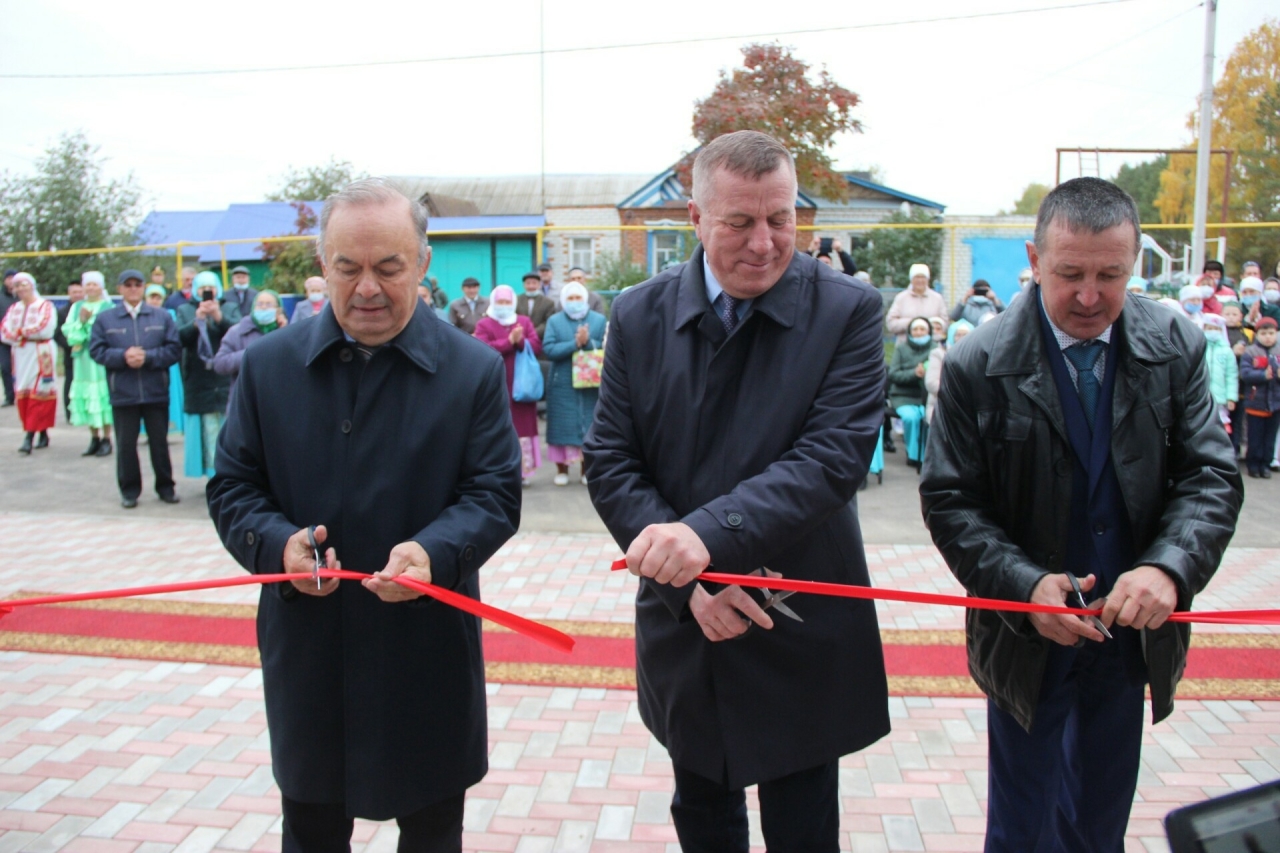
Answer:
[
  {"xmin": 135, "ymin": 210, "xmax": 224, "ymax": 248},
  {"xmin": 618, "ymin": 166, "xmax": 818, "ymax": 209},
  {"xmin": 829, "ymin": 176, "xmax": 946, "ymax": 212},
  {"xmin": 196, "ymin": 201, "xmax": 324, "ymax": 263}
]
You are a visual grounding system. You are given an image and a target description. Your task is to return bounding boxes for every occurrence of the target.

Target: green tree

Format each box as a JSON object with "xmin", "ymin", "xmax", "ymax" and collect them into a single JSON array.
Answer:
[
  {"xmin": 0, "ymin": 132, "xmax": 148, "ymax": 294},
  {"xmin": 851, "ymin": 207, "xmax": 943, "ymax": 288},
  {"xmin": 1111, "ymin": 156, "xmax": 1169, "ymax": 223},
  {"xmin": 591, "ymin": 251, "xmax": 650, "ymax": 292},
  {"xmin": 1002, "ymin": 182, "xmax": 1050, "ymax": 216},
  {"xmin": 265, "ymin": 158, "xmax": 366, "ymax": 203},
  {"xmin": 259, "ymin": 204, "xmax": 321, "ymax": 294},
  {"xmin": 677, "ymin": 43, "xmax": 862, "ymax": 200}
]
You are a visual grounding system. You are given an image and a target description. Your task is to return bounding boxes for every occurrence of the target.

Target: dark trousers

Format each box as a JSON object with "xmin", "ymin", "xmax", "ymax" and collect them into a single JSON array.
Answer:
[
  {"xmin": 1246, "ymin": 413, "xmax": 1280, "ymax": 474},
  {"xmin": 670, "ymin": 759, "xmax": 839, "ymax": 853},
  {"xmin": 62, "ymin": 357, "xmax": 74, "ymax": 422},
  {"xmin": 281, "ymin": 793, "xmax": 464, "ymax": 853},
  {"xmin": 113, "ymin": 402, "xmax": 175, "ymax": 500},
  {"xmin": 0, "ymin": 343, "xmax": 12, "ymax": 403},
  {"xmin": 1229, "ymin": 400, "xmax": 1247, "ymax": 455},
  {"xmin": 985, "ymin": 638, "xmax": 1144, "ymax": 853}
]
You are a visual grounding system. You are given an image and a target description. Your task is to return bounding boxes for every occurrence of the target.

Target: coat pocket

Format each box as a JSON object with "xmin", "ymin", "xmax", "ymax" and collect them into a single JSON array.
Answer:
[{"xmin": 977, "ymin": 410, "xmax": 1032, "ymax": 441}]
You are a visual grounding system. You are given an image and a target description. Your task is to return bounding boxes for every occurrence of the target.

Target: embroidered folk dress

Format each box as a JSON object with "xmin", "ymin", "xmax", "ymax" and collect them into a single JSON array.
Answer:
[
  {"xmin": 59, "ymin": 298, "xmax": 114, "ymax": 429},
  {"xmin": 0, "ymin": 296, "xmax": 58, "ymax": 432}
]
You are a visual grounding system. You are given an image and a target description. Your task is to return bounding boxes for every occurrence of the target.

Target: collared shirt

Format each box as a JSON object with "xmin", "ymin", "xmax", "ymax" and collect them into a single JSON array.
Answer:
[
  {"xmin": 124, "ymin": 301, "xmax": 142, "ymax": 319},
  {"xmin": 1039, "ymin": 290, "xmax": 1111, "ymax": 388},
  {"xmin": 703, "ymin": 255, "xmax": 754, "ymax": 324}
]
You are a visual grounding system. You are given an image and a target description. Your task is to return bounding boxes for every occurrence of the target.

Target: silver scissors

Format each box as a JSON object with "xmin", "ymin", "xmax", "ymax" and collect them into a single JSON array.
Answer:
[
  {"xmin": 307, "ymin": 526, "xmax": 325, "ymax": 590},
  {"xmin": 1066, "ymin": 572, "xmax": 1111, "ymax": 640},
  {"xmin": 749, "ymin": 568, "xmax": 803, "ymax": 623}
]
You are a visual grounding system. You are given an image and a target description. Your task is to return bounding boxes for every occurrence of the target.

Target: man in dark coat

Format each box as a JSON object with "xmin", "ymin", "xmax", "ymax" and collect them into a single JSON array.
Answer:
[
  {"xmin": 207, "ymin": 178, "xmax": 521, "ymax": 850},
  {"xmin": 54, "ymin": 277, "xmax": 85, "ymax": 422},
  {"xmin": 515, "ymin": 271, "xmax": 556, "ymax": 340},
  {"xmin": 584, "ymin": 131, "xmax": 889, "ymax": 853},
  {"xmin": 447, "ymin": 277, "xmax": 488, "ymax": 335},
  {"xmin": 220, "ymin": 265, "xmax": 256, "ymax": 321},
  {"xmin": 920, "ymin": 178, "xmax": 1243, "ymax": 852}
]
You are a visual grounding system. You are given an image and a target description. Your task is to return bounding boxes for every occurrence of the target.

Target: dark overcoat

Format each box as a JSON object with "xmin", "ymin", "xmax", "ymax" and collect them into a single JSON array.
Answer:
[
  {"xmin": 584, "ymin": 247, "xmax": 890, "ymax": 789},
  {"xmin": 173, "ymin": 299, "xmax": 232, "ymax": 415},
  {"xmin": 207, "ymin": 301, "xmax": 522, "ymax": 820}
]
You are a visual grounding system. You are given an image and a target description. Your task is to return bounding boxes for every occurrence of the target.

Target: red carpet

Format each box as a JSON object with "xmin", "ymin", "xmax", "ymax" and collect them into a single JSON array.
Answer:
[{"xmin": 1, "ymin": 594, "xmax": 1277, "ymax": 697}]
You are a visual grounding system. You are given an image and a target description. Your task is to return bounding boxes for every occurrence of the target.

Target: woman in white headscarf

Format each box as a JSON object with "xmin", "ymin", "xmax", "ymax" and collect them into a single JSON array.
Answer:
[
  {"xmin": 0, "ymin": 273, "xmax": 59, "ymax": 453},
  {"xmin": 473, "ymin": 284, "xmax": 544, "ymax": 482},
  {"xmin": 541, "ymin": 282, "xmax": 607, "ymax": 486}
]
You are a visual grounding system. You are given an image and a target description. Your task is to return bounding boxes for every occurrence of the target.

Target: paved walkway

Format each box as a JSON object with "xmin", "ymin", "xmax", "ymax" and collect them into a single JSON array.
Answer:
[{"xmin": 2, "ymin": 514, "xmax": 1279, "ymax": 851}]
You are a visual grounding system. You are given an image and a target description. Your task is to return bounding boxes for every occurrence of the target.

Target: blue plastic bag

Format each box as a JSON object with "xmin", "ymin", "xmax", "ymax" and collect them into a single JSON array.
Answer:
[{"xmin": 512, "ymin": 343, "xmax": 544, "ymax": 402}]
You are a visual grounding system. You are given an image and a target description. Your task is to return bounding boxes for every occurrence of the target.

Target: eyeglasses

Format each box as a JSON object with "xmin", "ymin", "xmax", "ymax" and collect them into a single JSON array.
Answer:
[{"xmin": 120, "ymin": 281, "xmax": 143, "ymax": 288}]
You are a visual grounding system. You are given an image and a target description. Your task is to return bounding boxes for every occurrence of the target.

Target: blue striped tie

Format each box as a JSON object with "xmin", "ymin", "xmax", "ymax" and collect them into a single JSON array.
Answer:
[
  {"xmin": 719, "ymin": 293, "xmax": 739, "ymax": 334},
  {"xmin": 1064, "ymin": 341, "xmax": 1104, "ymax": 426}
]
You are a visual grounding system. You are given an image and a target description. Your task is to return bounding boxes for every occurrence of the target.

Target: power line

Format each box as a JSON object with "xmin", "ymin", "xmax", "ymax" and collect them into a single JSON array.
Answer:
[{"xmin": 0, "ymin": 0, "xmax": 1143, "ymax": 81}]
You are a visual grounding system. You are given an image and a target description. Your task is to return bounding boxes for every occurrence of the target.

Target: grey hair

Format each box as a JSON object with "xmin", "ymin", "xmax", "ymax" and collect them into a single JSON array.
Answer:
[
  {"xmin": 317, "ymin": 177, "xmax": 429, "ymax": 264},
  {"xmin": 691, "ymin": 130, "xmax": 796, "ymax": 205},
  {"xmin": 1034, "ymin": 177, "xmax": 1141, "ymax": 254}
]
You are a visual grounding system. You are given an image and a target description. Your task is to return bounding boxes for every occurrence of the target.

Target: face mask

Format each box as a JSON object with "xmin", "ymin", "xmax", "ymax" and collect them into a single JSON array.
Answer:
[
  {"xmin": 1266, "ymin": 291, "xmax": 1280, "ymax": 304},
  {"xmin": 252, "ymin": 308, "xmax": 277, "ymax": 325},
  {"xmin": 308, "ymin": 292, "xmax": 325, "ymax": 304},
  {"xmin": 1199, "ymin": 285, "xmax": 1214, "ymax": 299},
  {"xmin": 1183, "ymin": 302, "xmax": 1202, "ymax": 314},
  {"xmin": 564, "ymin": 299, "xmax": 588, "ymax": 320},
  {"xmin": 492, "ymin": 304, "xmax": 515, "ymax": 322},
  {"xmin": 970, "ymin": 295, "xmax": 990, "ymax": 307},
  {"xmin": 233, "ymin": 282, "xmax": 249, "ymax": 291},
  {"xmin": 1242, "ymin": 294, "xmax": 1260, "ymax": 307},
  {"xmin": 910, "ymin": 335, "xmax": 931, "ymax": 346}
]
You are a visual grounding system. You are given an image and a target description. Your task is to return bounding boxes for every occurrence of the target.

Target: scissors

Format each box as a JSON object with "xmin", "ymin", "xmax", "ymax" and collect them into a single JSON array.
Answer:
[
  {"xmin": 307, "ymin": 526, "xmax": 325, "ymax": 590},
  {"xmin": 748, "ymin": 567, "xmax": 803, "ymax": 623},
  {"xmin": 1066, "ymin": 572, "xmax": 1112, "ymax": 641}
]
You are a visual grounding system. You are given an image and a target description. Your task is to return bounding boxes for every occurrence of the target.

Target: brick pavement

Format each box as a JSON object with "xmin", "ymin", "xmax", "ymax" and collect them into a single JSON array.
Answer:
[{"xmin": 2, "ymin": 512, "xmax": 1280, "ymax": 850}]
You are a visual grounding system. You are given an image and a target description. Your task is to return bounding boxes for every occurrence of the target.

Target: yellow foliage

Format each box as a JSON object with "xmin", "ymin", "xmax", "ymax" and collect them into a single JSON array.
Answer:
[{"xmin": 1155, "ymin": 19, "xmax": 1280, "ymax": 224}]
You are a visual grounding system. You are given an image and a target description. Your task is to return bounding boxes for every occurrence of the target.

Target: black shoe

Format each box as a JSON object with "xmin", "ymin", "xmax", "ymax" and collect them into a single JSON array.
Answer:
[
  {"xmin": 34, "ymin": 432, "xmax": 48, "ymax": 449},
  {"xmin": 158, "ymin": 492, "xmax": 180, "ymax": 504},
  {"xmin": 95, "ymin": 438, "xmax": 112, "ymax": 457},
  {"xmin": 1248, "ymin": 469, "xmax": 1262, "ymax": 479},
  {"xmin": 82, "ymin": 436, "xmax": 102, "ymax": 456},
  {"xmin": 121, "ymin": 497, "xmax": 138, "ymax": 509},
  {"xmin": 1263, "ymin": 468, "xmax": 1273, "ymax": 480},
  {"xmin": 1, "ymin": 400, "xmax": 14, "ymax": 408},
  {"xmin": 883, "ymin": 437, "xmax": 897, "ymax": 453},
  {"xmin": 18, "ymin": 434, "xmax": 32, "ymax": 454}
]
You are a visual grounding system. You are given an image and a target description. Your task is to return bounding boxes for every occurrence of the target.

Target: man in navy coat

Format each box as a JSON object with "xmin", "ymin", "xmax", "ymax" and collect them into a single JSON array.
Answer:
[
  {"xmin": 208, "ymin": 178, "xmax": 522, "ymax": 851},
  {"xmin": 584, "ymin": 131, "xmax": 890, "ymax": 852}
]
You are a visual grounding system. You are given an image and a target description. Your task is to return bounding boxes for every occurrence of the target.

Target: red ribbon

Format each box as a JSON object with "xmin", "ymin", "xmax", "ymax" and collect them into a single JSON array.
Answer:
[
  {"xmin": 0, "ymin": 569, "xmax": 575, "ymax": 653},
  {"xmin": 609, "ymin": 559, "xmax": 1280, "ymax": 626}
]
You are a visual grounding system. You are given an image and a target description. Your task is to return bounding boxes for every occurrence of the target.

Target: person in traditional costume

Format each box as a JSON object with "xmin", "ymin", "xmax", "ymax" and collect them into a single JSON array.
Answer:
[
  {"xmin": 60, "ymin": 271, "xmax": 115, "ymax": 456},
  {"xmin": 0, "ymin": 272, "xmax": 59, "ymax": 454}
]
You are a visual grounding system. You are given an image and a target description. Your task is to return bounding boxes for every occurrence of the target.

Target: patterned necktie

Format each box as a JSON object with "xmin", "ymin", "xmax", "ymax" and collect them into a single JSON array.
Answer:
[
  {"xmin": 719, "ymin": 293, "xmax": 739, "ymax": 334},
  {"xmin": 1063, "ymin": 340, "xmax": 1104, "ymax": 426}
]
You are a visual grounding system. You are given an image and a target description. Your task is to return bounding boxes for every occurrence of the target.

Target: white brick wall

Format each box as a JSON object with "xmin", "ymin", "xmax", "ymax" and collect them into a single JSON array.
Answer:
[
  {"xmin": 544, "ymin": 207, "xmax": 621, "ymax": 283},
  {"xmin": 938, "ymin": 215, "xmax": 1035, "ymax": 305}
]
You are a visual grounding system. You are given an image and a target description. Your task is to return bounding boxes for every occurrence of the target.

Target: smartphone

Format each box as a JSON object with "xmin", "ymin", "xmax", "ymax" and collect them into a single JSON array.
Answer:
[
  {"xmin": 819, "ymin": 237, "xmax": 833, "ymax": 254},
  {"xmin": 201, "ymin": 291, "xmax": 215, "ymax": 303}
]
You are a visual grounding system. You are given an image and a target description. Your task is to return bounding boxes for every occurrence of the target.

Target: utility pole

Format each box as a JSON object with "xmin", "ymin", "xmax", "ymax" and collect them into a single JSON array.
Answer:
[
  {"xmin": 539, "ymin": 0, "xmax": 547, "ymax": 216},
  {"xmin": 1190, "ymin": 0, "xmax": 1218, "ymax": 278}
]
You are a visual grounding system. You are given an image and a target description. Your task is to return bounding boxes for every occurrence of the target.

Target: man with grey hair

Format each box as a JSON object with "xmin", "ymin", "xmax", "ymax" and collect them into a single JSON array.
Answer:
[
  {"xmin": 208, "ymin": 177, "xmax": 522, "ymax": 850},
  {"xmin": 921, "ymin": 177, "xmax": 1242, "ymax": 850},
  {"xmin": 586, "ymin": 130, "xmax": 889, "ymax": 851}
]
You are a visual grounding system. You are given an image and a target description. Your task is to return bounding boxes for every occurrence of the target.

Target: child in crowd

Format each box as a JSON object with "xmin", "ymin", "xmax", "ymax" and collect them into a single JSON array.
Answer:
[
  {"xmin": 1221, "ymin": 301, "xmax": 1254, "ymax": 457},
  {"xmin": 1240, "ymin": 317, "xmax": 1280, "ymax": 479},
  {"xmin": 1202, "ymin": 314, "xmax": 1238, "ymax": 439}
]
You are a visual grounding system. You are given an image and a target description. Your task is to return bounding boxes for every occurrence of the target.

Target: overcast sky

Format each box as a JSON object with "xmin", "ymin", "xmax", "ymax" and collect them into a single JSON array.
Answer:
[{"xmin": 0, "ymin": 0, "xmax": 1272, "ymax": 219}]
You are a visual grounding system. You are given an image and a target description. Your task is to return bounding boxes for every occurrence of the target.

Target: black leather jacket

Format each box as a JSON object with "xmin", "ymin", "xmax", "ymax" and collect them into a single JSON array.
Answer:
[{"xmin": 920, "ymin": 290, "xmax": 1242, "ymax": 730}]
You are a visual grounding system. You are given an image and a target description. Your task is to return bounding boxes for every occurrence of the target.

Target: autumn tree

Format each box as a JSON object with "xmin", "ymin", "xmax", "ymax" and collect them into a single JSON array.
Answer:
[
  {"xmin": 677, "ymin": 43, "xmax": 861, "ymax": 200},
  {"xmin": 1155, "ymin": 18, "xmax": 1280, "ymax": 272}
]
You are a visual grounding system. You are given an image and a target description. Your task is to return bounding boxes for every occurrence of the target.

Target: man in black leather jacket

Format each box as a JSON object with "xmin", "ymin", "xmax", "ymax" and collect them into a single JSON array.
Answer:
[{"xmin": 920, "ymin": 178, "xmax": 1242, "ymax": 852}]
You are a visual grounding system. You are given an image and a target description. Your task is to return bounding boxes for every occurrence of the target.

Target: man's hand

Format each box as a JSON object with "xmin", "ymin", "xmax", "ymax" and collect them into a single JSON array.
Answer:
[
  {"xmin": 1100, "ymin": 565, "xmax": 1178, "ymax": 631},
  {"xmin": 689, "ymin": 582, "xmax": 774, "ymax": 641},
  {"xmin": 625, "ymin": 522, "xmax": 710, "ymax": 587},
  {"xmin": 362, "ymin": 541, "xmax": 432, "ymax": 603},
  {"xmin": 1028, "ymin": 573, "xmax": 1106, "ymax": 646},
  {"xmin": 124, "ymin": 346, "xmax": 146, "ymax": 368},
  {"xmin": 282, "ymin": 525, "xmax": 340, "ymax": 597}
]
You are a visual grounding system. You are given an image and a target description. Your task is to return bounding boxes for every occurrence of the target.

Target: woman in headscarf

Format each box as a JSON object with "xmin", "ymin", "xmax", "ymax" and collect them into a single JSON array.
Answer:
[
  {"xmin": 175, "ymin": 271, "xmax": 233, "ymax": 477},
  {"xmin": 0, "ymin": 272, "xmax": 59, "ymax": 453},
  {"xmin": 146, "ymin": 284, "xmax": 185, "ymax": 431},
  {"xmin": 541, "ymin": 282, "xmax": 607, "ymax": 486},
  {"xmin": 925, "ymin": 319, "xmax": 973, "ymax": 425},
  {"xmin": 887, "ymin": 316, "xmax": 935, "ymax": 472},
  {"xmin": 214, "ymin": 288, "xmax": 288, "ymax": 407},
  {"xmin": 60, "ymin": 271, "xmax": 115, "ymax": 456},
  {"xmin": 473, "ymin": 284, "xmax": 543, "ymax": 483}
]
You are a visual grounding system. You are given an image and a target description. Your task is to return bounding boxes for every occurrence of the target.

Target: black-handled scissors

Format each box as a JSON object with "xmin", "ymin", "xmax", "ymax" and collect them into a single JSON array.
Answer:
[
  {"xmin": 1066, "ymin": 572, "xmax": 1112, "ymax": 640},
  {"xmin": 307, "ymin": 526, "xmax": 325, "ymax": 590}
]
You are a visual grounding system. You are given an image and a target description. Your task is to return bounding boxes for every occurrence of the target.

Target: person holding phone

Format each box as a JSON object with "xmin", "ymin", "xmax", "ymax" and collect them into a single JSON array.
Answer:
[
  {"xmin": 807, "ymin": 235, "xmax": 857, "ymax": 276},
  {"xmin": 174, "ymin": 270, "xmax": 233, "ymax": 477}
]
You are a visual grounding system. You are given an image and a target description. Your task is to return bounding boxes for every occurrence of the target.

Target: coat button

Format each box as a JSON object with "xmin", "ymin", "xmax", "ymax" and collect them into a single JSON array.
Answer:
[
  {"xmin": 1094, "ymin": 523, "xmax": 1105, "ymax": 536},
  {"xmin": 340, "ymin": 348, "xmax": 353, "ymax": 362},
  {"xmin": 1054, "ymin": 458, "xmax": 1070, "ymax": 476},
  {"xmin": 726, "ymin": 512, "xmax": 743, "ymax": 528},
  {"xmin": 462, "ymin": 545, "xmax": 476, "ymax": 562},
  {"xmin": 246, "ymin": 531, "xmax": 256, "ymax": 545},
  {"xmin": 341, "ymin": 420, "xmax": 352, "ymax": 434}
]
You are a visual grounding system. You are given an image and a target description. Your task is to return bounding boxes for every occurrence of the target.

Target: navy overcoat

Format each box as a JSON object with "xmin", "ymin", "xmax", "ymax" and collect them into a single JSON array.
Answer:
[
  {"xmin": 208, "ymin": 301, "xmax": 521, "ymax": 819},
  {"xmin": 584, "ymin": 247, "xmax": 891, "ymax": 788}
]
